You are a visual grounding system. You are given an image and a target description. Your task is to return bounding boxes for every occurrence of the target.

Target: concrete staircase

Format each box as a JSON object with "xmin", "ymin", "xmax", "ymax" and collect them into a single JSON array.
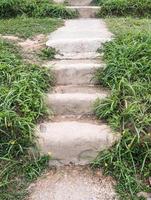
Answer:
[
  {"xmin": 36, "ymin": 0, "xmax": 117, "ymax": 166},
  {"xmin": 54, "ymin": 0, "xmax": 100, "ymax": 18}
]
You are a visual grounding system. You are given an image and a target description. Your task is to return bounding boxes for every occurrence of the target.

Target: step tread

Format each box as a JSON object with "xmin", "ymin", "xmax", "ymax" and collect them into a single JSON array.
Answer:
[
  {"xmin": 47, "ymin": 19, "xmax": 113, "ymax": 41},
  {"xmin": 45, "ymin": 90, "xmax": 108, "ymax": 115},
  {"xmin": 47, "ymin": 37, "xmax": 111, "ymax": 43},
  {"xmin": 55, "ymin": 52, "xmax": 100, "ymax": 59},
  {"xmin": 36, "ymin": 121, "xmax": 118, "ymax": 164},
  {"xmin": 66, "ymin": 6, "xmax": 100, "ymax": 18},
  {"xmin": 47, "ymin": 92, "xmax": 108, "ymax": 100},
  {"xmin": 46, "ymin": 19, "xmax": 113, "ymax": 55},
  {"xmin": 44, "ymin": 59, "xmax": 105, "ymax": 69},
  {"xmin": 54, "ymin": 0, "xmax": 93, "ymax": 6},
  {"xmin": 67, "ymin": 6, "xmax": 100, "ymax": 8}
]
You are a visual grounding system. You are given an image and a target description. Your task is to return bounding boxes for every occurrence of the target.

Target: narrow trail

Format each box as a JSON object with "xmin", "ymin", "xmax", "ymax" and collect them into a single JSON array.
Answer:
[{"xmin": 28, "ymin": 1, "xmax": 119, "ymax": 199}]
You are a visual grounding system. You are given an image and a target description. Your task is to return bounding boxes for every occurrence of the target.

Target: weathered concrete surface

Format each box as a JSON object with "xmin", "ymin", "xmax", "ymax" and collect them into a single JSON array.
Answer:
[
  {"xmin": 45, "ymin": 59, "xmax": 104, "ymax": 85},
  {"xmin": 46, "ymin": 19, "xmax": 113, "ymax": 59},
  {"xmin": 28, "ymin": 166, "xmax": 118, "ymax": 200},
  {"xmin": 36, "ymin": 121, "xmax": 118, "ymax": 165},
  {"xmin": 67, "ymin": 6, "xmax": 100, "ymax": 18},
  {"xmin": 55, "ymin": 52, "xmax": 100, "ymax": 59},
  {"xmin": 54, "ymin": 0, "xmax": 93, "ymax": 6},
  {"xmin": 53, "ymin": 85, "xmax": 105, "ymax": 93},
  {"xmin": 45, "ymin": 91, "xmax": 108, "ymax": 115}
]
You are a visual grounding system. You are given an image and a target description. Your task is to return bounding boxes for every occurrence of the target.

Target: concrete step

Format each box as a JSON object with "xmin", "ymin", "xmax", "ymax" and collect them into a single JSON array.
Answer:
[
  {"xmin": 53, "ymin": 85, "xmax": 104, "ymax": 93},
  {"xmin": 67, "ymin": 6, "xmax": 100, "ymax": 18},
  {"xmin": 28, "ymin": 166, "xmax": 118, "ymax": 200},
  {"xmin": 55, "ymin": 52, "xmax": 100, "ymax": 59},
  {"xmin": 36, "ymin": 120, "xmax": 118, "ymax": 165},
  {"xmin": 54, "ymin": 0, "xmax": 93, "ymax": 6},
  {"xmin": 44, "ymin": 60, "xmax": 105, "ymax": 85},
  {"xmin": 45, "ymin": 86, "xmax": 108, "ymax": 115},
  {"xmin": 47, "ymin": 38, "xmax": 110, "ymax": 54},
  {"xmin": 46, "ymin": 19, "xmax": 113, "ymax": 59}
]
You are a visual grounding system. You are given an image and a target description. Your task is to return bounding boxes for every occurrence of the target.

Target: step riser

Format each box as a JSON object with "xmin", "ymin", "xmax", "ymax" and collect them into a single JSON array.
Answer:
[
  {"xmin": 46, "ymin": 39, "xmax": 108, "ymax": 54},
  {"xmin": 45, "ymin": 95, "xmax": 96, "ymax": 115},
  {"xmin": 54, "ymin": 0, "xmax": 93, "ymax": 6},
  {"xmin": 36, "ymin": 122, "xmax": 118, "ymax": 165},
  {"xmin": 54, "ymin": 85, "xmax": 102, "ymax": 93},
  {"xmin": 55, "ymin": 52, "xmax": 99, "ymax": 59},
  {"xmin": 67, "ymin": 6, "xmax": 100, "ymax": 18},
  {"xmin": 45, "ymin": 93, "xmax": 107, "ymax": 115},
  {"xmin": 53, "ymin": 65, "xmax": 102, "ymax": 85}
]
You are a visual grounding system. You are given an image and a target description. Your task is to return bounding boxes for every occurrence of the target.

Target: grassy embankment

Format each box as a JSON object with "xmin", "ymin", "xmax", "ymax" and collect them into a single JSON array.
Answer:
[
  {"xmin": 95, "ymin": 0, "xmax": 151, "ymax": 17},
  {"xmin": 93, "ymin": 17, "xmax": 151, "ymax": 200}
]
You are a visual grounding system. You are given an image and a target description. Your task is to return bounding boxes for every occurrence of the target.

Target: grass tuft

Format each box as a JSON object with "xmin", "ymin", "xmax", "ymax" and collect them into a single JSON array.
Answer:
[{"xmin": 38, "ymin": 47, "xmax": 57, "ymax": 60}]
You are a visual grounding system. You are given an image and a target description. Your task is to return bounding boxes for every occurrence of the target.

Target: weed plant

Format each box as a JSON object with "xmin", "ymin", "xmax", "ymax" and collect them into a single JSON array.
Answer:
[
  {"xmin": 0, "ymin": 40, "xmax": 53, "ymax": 199},
  {"xmin": 93, "ymin": 18, "xmax": 151, "ymax": 199},
  {"xmin": 96, "ymin": 0, "xmax": 151, "ymax": 17},
  {"xmin": 38, "ymin": 47, "xmax": 57, "ymax": 60}
]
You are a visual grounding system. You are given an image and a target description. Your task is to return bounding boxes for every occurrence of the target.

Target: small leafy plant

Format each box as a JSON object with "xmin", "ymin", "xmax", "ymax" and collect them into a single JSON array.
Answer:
[{"xmin": 38, "ymin": 47, "xmax": 57, "ymax": 60}]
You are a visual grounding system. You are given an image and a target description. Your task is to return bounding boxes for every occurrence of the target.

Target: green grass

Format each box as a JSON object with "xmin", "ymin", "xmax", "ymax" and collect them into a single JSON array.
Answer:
[
  {"xmin": 0, "ymin": 39, "xmax": 53, "ymax": 199},
  {"xmin": 0, "ymin": 17, "xmax": 62, "ymax": 38},
  {"xmin": 97, "ymin": 0, "xmax": 151, "ymax": 17},
  {"xmin": 93, "ymin": 18, "xmax": 151, "ymax": 200},
  {"xmin": 38, "ymin": 47, "xmax": 57, "ymax": 60},
  {"xmin": 0, "ymin": 0, "xmax": 77, "ymax": 19},
  {"xmin": 105, "ymin": 17, "xmax": 151, "ymax": 35}
]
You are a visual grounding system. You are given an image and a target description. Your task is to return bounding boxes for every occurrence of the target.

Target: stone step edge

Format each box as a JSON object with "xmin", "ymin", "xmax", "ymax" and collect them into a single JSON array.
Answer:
[
  {"xmin": 51, "ymin": 85, "xmax": 109, "ymax": 94},
  {"xmin": 54, "ymin": 52, "xmax": 101, "ymax": 59},
  {"xmin": 43, "ymin": 59, "xmax": 104, "ymax": 67},
  {"xmin": 45, "ymin": 92, "xmax": 108, "ymax": 115},
  {"xmin": 66, "ymin": 6, "xmax": 100, "ymax": 18},
  {"xmin": 54, "ymin": 0, "xmax": 93, "ymax": 6},
  {"xmin": 36, "ymin": 121, "xmax": 120, "ymax": 165},
  {"xmin": 66, "ymin": 6, "xmax": 100, "ymax": 8},
  {"xmin": 43, "ymin": 114, "xmax": 107, "ymax": 125}
]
